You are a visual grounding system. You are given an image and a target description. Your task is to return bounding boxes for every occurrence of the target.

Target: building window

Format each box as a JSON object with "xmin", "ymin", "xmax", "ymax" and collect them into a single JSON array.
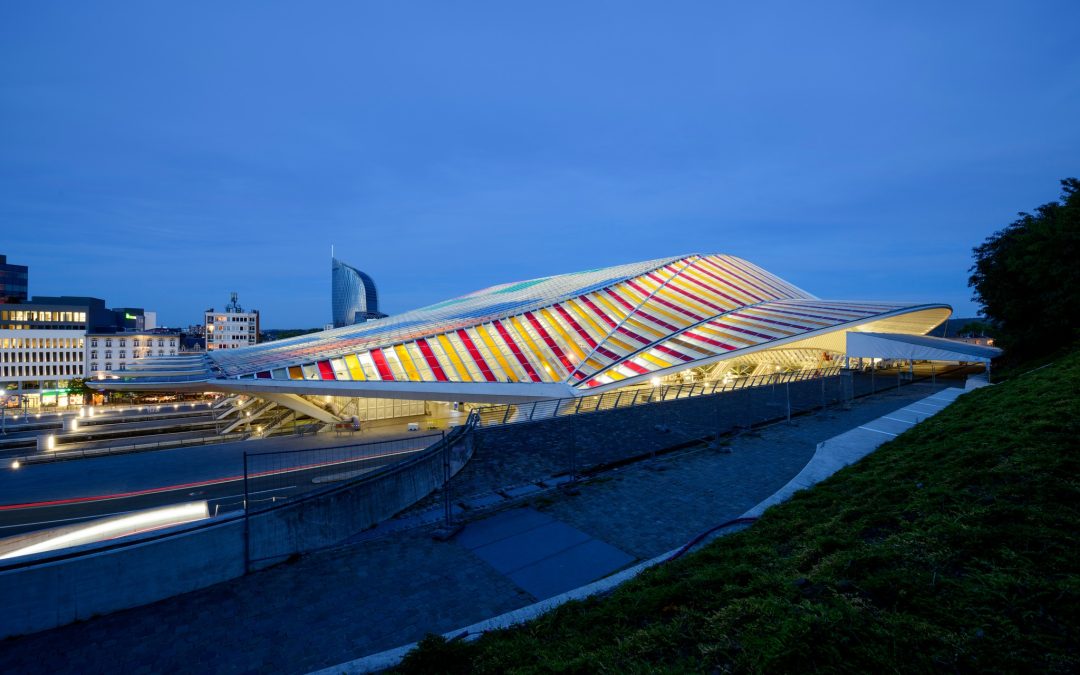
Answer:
[
  {"xmin": 91, "ymin": 339, "xmax": 98, "ymax": 347},
  {"xmin": 105, "ymin": 339, "xmax": 112, "ymax": 347}
]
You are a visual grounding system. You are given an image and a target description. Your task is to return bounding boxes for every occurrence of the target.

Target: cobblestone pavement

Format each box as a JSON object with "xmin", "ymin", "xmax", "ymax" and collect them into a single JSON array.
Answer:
[{"xmin": 0, "ymin": 382, "xmax": 951, "ymax": 675}]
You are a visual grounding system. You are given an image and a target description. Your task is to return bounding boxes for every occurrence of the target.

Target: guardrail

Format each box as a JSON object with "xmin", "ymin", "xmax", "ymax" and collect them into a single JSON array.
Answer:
[{"xmin": 474, "ymin": 367, "xmax": 844, "ymax": 427}]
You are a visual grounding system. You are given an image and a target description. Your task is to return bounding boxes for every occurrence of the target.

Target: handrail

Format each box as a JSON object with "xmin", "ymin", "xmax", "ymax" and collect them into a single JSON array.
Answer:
[{"xmin": 473, "ymin": 366, "xmax": 845, "ymax": 428}]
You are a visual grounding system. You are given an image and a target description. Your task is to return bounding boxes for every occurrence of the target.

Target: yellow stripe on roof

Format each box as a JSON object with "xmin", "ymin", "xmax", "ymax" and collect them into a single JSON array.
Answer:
[
  {"xmin": 436, "ymin": 333, "xmax": 474, "ymax": 382},
  {"xmin": 344, "ymin": 354, "xmax": 366, "ymax": 381},
  {"xmin": 394, "ymin": 344, "xmax": 422, "ymax": 381},
  {"xmin": 476, "ymin": 324, "xmax": 520, "ymax": 382}
]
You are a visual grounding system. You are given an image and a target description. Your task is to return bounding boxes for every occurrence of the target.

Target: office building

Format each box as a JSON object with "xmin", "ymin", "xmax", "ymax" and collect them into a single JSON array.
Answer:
[
  {"xmin": 332, "ymin": 257, "xmax": 386, "ymax": 328},
  {"xmin": 86, "ymin": 330, "xmax": 181, "ymax": 380},
  {"xmin": 205, "ymin": 292, "xmax": 259, "ymax": 350},
  {"xmin": 1, "ymin": 296, "xmax": 151, "ymax": 407},
  {"xmin": 0, "ymin": 255, "xmax": 29, "ymax": 304}
]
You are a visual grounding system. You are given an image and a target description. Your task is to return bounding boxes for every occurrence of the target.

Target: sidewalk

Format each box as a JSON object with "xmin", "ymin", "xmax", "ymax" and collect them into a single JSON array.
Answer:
[{"xmin": 0, "ymin": 382, "xmax": 952, "ymax": 675}]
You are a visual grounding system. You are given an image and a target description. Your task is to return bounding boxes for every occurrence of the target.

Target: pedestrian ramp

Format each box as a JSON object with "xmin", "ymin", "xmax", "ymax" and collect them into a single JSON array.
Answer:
[
  {"xmin": 745, "ymin": 387, "xmax": 967, "ymax": 518},
  {"xmin": 456, "ymin": 508, "xmax": 635, "ymax": 600}
]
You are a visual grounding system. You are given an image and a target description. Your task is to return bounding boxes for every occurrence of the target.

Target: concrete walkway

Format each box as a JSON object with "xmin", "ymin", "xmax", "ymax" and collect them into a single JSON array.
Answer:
[
  {"xmin": 319, "ymin": 384, "xmax": 971, "ymax": 673},
  {"xmin": 745, "ymin": 386, "xmax": 967, "ymax": 517},
  {"xmin": 0, "ymin": 382, "xmax": 955, "ymax": 675}
]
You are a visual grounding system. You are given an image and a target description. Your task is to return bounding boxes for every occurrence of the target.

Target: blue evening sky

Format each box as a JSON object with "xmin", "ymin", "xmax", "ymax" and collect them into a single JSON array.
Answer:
[{"xmin": 2, "ymin": 2, "xmax": 1078, "ymax": 327}]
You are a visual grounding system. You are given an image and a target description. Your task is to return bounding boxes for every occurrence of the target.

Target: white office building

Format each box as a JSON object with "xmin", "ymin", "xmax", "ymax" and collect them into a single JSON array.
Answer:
[
  {"xmin": 86, "ymin": 331, "xmax": 180, "ymax": 380},
  {"xmin": 205, "ymin": 292, "xmax": 260, "ymax": 351}
]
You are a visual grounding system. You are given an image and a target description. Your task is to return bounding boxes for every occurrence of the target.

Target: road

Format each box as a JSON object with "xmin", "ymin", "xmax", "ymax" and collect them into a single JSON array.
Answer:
[{"xmin": 0, "ymin": 428, "xmax": 441, "ymax": 537}]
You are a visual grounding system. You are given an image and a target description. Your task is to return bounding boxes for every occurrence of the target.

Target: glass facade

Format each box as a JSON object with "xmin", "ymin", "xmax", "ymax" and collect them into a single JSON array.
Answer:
[
  {"xmin": 332, "ymin": 257, "xmax": 384, "ymax": 328},
  {"xmin": 0, "ymin": 254, "xmax": 29, "ymax": 303}
]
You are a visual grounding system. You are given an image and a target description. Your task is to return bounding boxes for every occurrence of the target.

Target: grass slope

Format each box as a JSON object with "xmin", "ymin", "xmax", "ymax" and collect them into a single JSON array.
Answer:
[{"xmin": 400, "ymin": 353, "xmax": 1080, "ymax": 673}]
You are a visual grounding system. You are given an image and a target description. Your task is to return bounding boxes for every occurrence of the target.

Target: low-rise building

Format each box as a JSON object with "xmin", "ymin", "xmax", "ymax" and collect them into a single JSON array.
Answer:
[
  {"xmin": 205, "ymin": 292, "xmax": 259, "ymax": 351},
  {"xmin": 85, "ymin": 330, "xmax": 181, "ymax": 380},
  {"xmin": 1, "ymin": 296, "xmax": 152, "ymax": 407}
]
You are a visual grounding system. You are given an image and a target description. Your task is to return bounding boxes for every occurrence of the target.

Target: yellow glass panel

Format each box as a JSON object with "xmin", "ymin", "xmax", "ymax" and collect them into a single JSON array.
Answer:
[
  {"xmin": 406, "ymin": 342, "xmax": 435, "ymax": 380},
  {"xmin": 509, "ymin": 315, "xmax": 559, "ymax": 380},
  {"xmin": 564, "ymin": 300, "xmax": 609, "ymax": 344},
  {"xmin": 539, "ymin": 308, "xmax": 587, "ymax": 362},
  {"xmin": 436, "ymin": 334, "xmax": 473, "ymax": 382},
  {"xmin": 344, "ymin": 354, "xmax": 366, "ymax": 381},
  {"xmin": 394, "ymin": 344, "xmax": 422, "ymax": 381},
  {"xmin": 476, "ymin": 324, "xmax": 519, "ymax": 382},
  {"xmin": 682, "ymin": 266, "xmax": 753, "ymax": 306},
  {"xmin": 592, "ymin": 292, "xmax": 629, "ymax": 321},
  {"xmin": 639, "ymin": 352, "xmax": 673, "ymax": 369},
  {"xmin": 288, "ymin": 366, "xmax": 303, "ymax": 380},
  {"xmin": 624, "ymin": 317, "xmax": 664, "ymax": 339}
]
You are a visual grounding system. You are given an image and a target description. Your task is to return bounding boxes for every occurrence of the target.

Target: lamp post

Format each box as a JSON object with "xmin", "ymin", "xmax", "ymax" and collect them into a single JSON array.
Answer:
[{"xmin": 0, "ymin": 390, "xmax": 6, "ymax": 435}]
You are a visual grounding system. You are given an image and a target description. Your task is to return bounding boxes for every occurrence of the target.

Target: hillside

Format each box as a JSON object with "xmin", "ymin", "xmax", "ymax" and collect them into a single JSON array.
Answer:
[{"xmin": 401, "ymin": 353, "xmax": 1080, "ymax": 673}]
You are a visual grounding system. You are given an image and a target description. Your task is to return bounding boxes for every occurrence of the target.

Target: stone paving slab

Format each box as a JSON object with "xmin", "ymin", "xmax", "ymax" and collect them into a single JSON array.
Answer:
[
  {"xmin": 459, "ymin": 508, "xmax": 634, "ymax": 599},
  {"xmin": 508, "ymin": 537, "xmax": 635, "ymax": 600}
]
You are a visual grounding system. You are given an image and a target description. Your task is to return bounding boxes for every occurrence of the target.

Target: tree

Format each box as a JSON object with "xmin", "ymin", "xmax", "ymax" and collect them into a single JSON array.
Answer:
[
  {"xmin": 66, "ymin": 377, "xmax": 88, "ymax": 398},
  {"xmin": 969, "ymin": 178, "xmax": 1080, "ymax": 357}
]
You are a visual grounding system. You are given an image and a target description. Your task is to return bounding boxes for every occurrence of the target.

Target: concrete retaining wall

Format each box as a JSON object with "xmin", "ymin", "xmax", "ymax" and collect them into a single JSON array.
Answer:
[
  {"xmin": 474, "ymin": 375, "xmax": 850, "ymax": 474},
  {"xmin": 0, "ymin": 517, "xmax": 245, "ymax": 640},
  {"xmin": 247, "ymin": 429, "xmax": 474, "ymax": 569}
]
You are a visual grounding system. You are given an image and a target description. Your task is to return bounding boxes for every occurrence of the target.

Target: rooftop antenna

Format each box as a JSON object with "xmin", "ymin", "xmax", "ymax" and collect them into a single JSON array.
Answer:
[{"xmin": 331, "ymin": 244, "xmax": 334, "ymax": 260}]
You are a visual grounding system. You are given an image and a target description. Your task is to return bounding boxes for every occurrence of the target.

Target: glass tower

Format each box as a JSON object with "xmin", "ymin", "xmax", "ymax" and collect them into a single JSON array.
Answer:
[
  {"xmin": 0, "ymin": 254, "xmax": 29, "ymax": 303},
  {"xmin": 332, "ymin": 257, "xmax": 384, "ymax": 328}
]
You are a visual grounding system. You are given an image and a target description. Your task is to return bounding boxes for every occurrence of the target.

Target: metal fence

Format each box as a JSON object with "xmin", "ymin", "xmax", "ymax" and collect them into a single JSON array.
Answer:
[
  {"xmin": 473, "ymin": 366, "xmax": 845, "ymax": 427},
  {"xmin": 241, "ymin": 417, "xmax": 478, "ymax": 569},
  {"xmin": 242, "ymin": 433, "xmax": 443, "ymax": 512},
  {"xmin": 442, "ymin": 364, "xmax": 970, "ymax": 509}
]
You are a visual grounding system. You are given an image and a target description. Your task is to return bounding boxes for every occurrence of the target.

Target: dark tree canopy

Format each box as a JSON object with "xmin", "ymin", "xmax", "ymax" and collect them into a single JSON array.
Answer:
[{"xmin": 969, "ymin": 178, "xmax": 1080, "ymax": 356}]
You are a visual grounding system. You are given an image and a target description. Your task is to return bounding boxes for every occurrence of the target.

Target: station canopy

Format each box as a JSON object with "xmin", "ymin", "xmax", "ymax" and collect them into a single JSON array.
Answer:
[{"xmin": 846, "ymin": 332, "xmax": 1002, "ymax": 364}]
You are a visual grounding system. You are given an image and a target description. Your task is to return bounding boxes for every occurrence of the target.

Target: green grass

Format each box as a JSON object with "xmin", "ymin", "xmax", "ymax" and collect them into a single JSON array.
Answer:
[{"xmin": 399, "ymin": 352, "xmax": 1080, "ymax": 673}]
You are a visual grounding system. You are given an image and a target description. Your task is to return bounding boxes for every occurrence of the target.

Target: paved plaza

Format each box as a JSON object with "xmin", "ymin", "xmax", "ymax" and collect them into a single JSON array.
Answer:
[{"xmin": 0, "ymin": 382, "xmax": 950, "ymax": 674}]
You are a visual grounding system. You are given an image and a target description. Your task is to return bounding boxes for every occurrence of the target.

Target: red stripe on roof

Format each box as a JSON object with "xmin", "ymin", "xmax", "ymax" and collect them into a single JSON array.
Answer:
[
  {"xmin": 654, "ymin": 344, "xmax": 694, "ymax": 362},
  {"xmin": 553, "ymin": 303, "xmax": 598, "ymax": 348},
  {"xmin": 456, "ymin": 329, "xmax": 496, "ymax": 382},
  {"xmin": 645, "ymin": 272, "xmax": 726, "ymax": 312},
  {"xmin": 524, "ymin": 311, "xmax": 573, "ymax": 373},
  {"xmin": 730, "ymin": 311, "xmax": 812, "ymax": 331},
  {"xmin": 700, "ymin": 256, "xmax": 778, "ymax": 299},
  {"xmin": 493, "ymin": 319, "xmax": 542, "ymax": 382},
  {"xmin": 415, "ymin": 339, "xmax": 449, "ymax": 382},
  {"xmin": 708, "ymin": 320, "xmax": 776, "ymax": 340},
  {"xmin": 369, "ymin": 349, "xmax": 395, "ymax": 381},
  {"xmin": 316, "ymin": 360, "xmax": 336, "ymax": 380},
  {"xmin": 687, "ymin": 260, "xmax": 763, "ymax": 302},
  {"xmin": 579, "ymin": 296, "xmax": 617, "ymax": 328},
  {"xmin": 676, "ymin": 263, "xmax": 744, "ymax": 306},
  {"xmin": 682, "ymin": 331, "xmax": 737, "ymax": 351},
  {"xmin": 630, "ymin": 283, "xmax": 704, "ymax": 321}
]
